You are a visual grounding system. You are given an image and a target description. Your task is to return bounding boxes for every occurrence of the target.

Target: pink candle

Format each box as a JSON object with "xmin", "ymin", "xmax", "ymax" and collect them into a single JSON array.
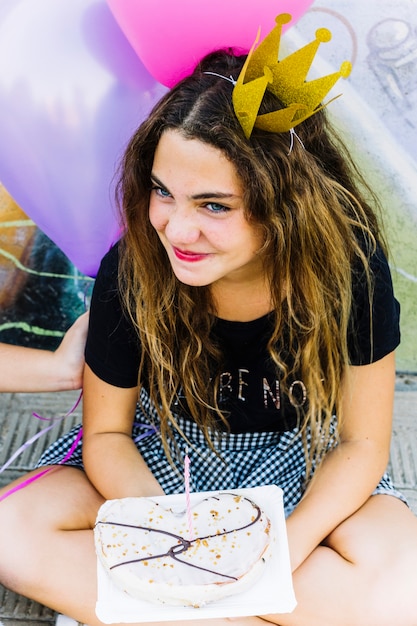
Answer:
[{"xmin": 184, "ymin": 450, "xmax": 194, "ymax": 541}]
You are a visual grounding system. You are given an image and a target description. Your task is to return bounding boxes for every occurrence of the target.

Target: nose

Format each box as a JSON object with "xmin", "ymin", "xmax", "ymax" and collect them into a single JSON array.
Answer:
[{"xmin": 164, "ymin": 205, "xmax": 200, "ymax": 245}]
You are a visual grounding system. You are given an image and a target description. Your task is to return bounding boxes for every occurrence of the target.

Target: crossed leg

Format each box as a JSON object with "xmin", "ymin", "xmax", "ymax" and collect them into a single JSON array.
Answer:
[
  {"xmin": 263, "ymin": 494, "xmax": 417, "ymax": 626},
  {"xmin": 0, "ymin": 467, "xmax": 417, "ymax": 626}
]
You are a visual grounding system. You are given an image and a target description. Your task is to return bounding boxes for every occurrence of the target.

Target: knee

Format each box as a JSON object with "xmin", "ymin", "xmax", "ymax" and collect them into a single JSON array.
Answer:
[
  {"xmin": 366, "ymin": 553, "xmax": 417, "ymax": 624},
  {"xmin": 0, "ymin": 491, "xmax": 36, "ymax": 588},
  {"xmin": 0, "ymin": 488, "xmax": 29, "ymax": 538},
  {"xmin": 325, "ymin": 499, "xmax": 417, "ymax": 623}
]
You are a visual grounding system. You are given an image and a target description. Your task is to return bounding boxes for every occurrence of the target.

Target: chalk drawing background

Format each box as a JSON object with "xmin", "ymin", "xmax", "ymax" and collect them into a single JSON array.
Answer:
[
  {"xmin": 289, "ymin": 0, "xmax": 417, "ymax": 372},
  {"xmin": 0, "ymin": 186, "xmax": 92, "ymax": 350}
]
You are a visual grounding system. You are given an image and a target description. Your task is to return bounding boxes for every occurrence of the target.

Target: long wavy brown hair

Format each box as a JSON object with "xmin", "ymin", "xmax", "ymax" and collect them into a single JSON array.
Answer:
[{"xmin": 116, "ymin": 50, "xmax": 385, "ymax": 474}]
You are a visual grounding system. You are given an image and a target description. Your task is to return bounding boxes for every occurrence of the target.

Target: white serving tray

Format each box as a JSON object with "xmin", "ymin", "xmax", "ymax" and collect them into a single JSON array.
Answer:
[{"xmin": 95, "ymin": 485, "xmax": 296, "ymax": 622}]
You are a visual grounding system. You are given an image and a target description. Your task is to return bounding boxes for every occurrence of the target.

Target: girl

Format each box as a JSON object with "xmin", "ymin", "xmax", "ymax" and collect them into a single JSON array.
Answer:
[{"xmin": 0, "ymin": 46, "xmax": 416, "ymax": 626}]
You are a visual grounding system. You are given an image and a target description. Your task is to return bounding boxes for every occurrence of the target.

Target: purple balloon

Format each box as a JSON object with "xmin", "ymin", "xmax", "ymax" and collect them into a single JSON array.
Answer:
[{"xmin": 0, "ymin": 0, "xmax": 167, "ymax": 276}]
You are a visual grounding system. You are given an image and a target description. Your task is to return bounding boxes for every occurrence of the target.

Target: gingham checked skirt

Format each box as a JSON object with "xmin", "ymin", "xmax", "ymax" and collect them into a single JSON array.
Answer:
[{"xmin": 37, "ymin": 389, "xmax": 407, "ymax": 516}]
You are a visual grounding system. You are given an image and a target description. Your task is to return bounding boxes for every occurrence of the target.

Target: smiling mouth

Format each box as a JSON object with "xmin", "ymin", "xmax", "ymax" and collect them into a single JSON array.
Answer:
[{"xmin": 172, "ymin": 247, "xmax": 210, "ymax": 262}]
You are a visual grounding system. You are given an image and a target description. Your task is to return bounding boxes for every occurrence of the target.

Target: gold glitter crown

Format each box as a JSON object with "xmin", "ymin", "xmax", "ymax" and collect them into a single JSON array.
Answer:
[{"xmin": 232, "ymin": 13, "xmax": 352, "ymax": 139}]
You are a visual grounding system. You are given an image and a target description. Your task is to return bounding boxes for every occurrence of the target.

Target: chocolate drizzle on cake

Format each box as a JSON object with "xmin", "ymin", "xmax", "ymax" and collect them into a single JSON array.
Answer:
[{"xmin": 96, "ymin": 494, "xmax": 264, "ymax": 582}]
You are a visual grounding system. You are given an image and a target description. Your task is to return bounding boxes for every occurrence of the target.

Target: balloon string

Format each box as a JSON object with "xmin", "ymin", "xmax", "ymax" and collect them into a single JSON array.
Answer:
[
  {"xmin": 0, "ymin": 407, "xmax": 159, "ymax": 504},
  {"xmin": 32, "ymin": 391, "xmax": 82, "ymax": 421},
  {"xmin": 133, "ymin": 421, "xmax": 159, "ymax": 443},
  {"xmin": 0, "ymin": 420, "xmax": 59, "ymax": 472},
  {"xmin": 0, "ymin": 426, "xmax": 83, "ymax": 503},
  {"xmin": 0, "ymin": 468, "xmax": 54, "ymax": 502},
  {"xmin": 0, "ymin": 392, "xmax": 82, "ymax": 474},
  {"xmin": 184, "ymin": 448, "xmax": 194, "ymax": 541},
  {"xmin": 0, "ymin": 393, "xmax": 83, "ymax": 502}
]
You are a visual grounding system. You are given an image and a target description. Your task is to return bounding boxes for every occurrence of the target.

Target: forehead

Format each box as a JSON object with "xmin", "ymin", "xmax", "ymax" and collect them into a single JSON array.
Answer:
[{"xmin": 152, "ymin": 130, "xmax": 242, "ymax": 194}]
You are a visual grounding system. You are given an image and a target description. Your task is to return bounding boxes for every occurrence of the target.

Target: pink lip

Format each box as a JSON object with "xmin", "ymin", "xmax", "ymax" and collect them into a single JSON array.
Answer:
[{"xmin": 173, "ymin": 247, "xmax": 209, "ymax": 262}]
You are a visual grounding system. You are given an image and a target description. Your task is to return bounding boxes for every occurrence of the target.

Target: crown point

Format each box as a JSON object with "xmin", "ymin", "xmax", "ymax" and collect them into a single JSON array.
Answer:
[
  {"xmin": 316, "ymin": 28, "xmax": 332, "ymax": 44},
  {"xmin": 275, "ymin": 13, "xmax": 292, "ymax": 27},
  {"xmin": 340, "ymin": 61, "xmax": 352, "ymax": 78}
]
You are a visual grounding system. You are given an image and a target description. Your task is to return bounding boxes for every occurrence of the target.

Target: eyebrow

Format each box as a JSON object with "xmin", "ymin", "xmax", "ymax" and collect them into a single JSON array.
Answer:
[{"xmin": 150, "ymin": 173, "xmax": 241, "ymax": 201}]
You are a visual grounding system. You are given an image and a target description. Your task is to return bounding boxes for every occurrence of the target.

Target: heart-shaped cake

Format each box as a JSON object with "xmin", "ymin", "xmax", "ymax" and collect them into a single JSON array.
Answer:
[{"xmin": 94, "ymin": 492, "xmax": 272, "ymax": 607}]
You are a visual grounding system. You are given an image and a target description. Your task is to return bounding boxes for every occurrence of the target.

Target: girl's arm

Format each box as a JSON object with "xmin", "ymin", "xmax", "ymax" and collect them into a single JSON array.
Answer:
[
  {"xmin": 82, "ymin": 364, "xmax": 165, "ymax": 500},
  {"xmin": 285, "ymin": 350, "xmax": 395, "ymax": 572},
  {"xmin": 0, "ymin": 311, "xmax": 89, "ymax": 392}
]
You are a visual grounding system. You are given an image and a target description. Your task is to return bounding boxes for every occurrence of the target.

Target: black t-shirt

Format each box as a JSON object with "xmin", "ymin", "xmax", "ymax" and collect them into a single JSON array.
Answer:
[{"xmin": 85, "ymin": 242, "xmax": 400, "ymax": 433}]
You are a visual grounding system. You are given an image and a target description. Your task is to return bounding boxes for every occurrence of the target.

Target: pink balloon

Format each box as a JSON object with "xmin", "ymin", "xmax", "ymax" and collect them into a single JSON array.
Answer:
[
  {"xmin": 106, "ymin": 0, "xmax": 315, "ymax": 88},
  {"xmin": 0, "ymin": 0, "xmax": 167, "ymax": 276}
]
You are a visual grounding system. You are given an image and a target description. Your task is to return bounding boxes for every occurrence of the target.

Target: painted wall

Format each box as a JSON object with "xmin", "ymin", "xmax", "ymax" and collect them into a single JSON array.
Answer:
[
  {"xmin": 0, "ymin": 185, "xmax": 92, "ymax": 350},
  {"xmin": 290, "ymin": 0, "xmax": 417, "ymax": 372}
]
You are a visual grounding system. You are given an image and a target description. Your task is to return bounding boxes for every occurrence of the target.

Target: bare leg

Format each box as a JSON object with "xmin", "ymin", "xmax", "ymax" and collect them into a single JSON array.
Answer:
[
  {"xmin": 0, "ymin": 468, "xmax": 263, "ymax": 626},
  {"xmin": 0, "ymin": 467, "xmax": 103, "ymax": 622},
  {"xmin": 1, "ymin": 471, "xmax": 416, "ymax": 626},
  {"xmin": 262, "ymin": 495, "xmax": 417, "ymax": 626}
]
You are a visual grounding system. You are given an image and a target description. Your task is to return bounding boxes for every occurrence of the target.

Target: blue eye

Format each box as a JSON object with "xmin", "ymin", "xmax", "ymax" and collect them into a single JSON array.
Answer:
[
  {"xmin": 152, "ymin": 185, "xmax": 171, "ymax": 198},
  {"xmin": 206, "ymin": 202, "xmax": 230, "ymax": 213}
]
